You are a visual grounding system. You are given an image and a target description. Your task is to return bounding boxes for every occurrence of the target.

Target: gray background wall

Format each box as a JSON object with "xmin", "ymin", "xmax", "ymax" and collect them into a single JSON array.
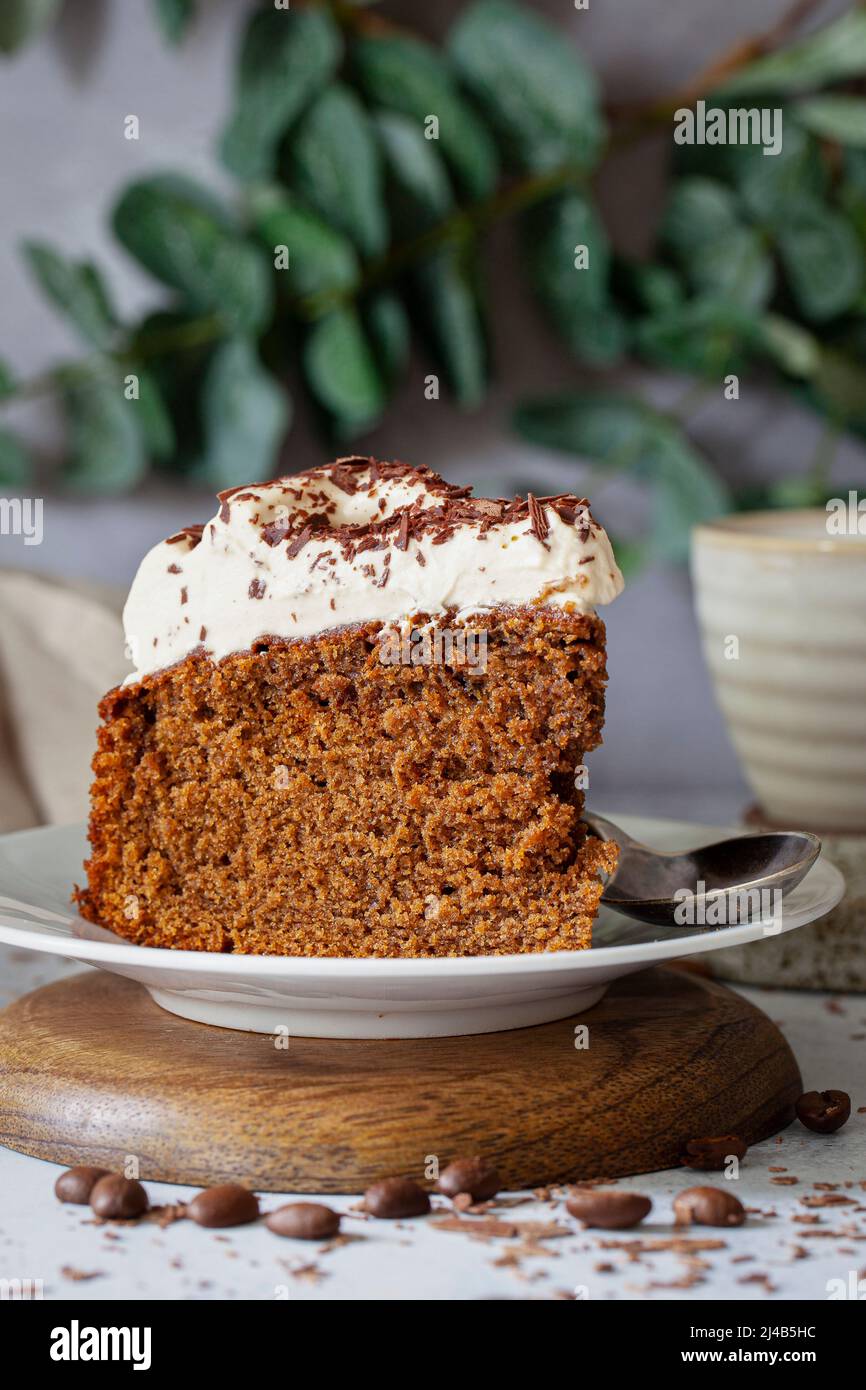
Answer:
[{"xmin": 1, "ymin": 0, "xmax": 862, "ymax": 821}]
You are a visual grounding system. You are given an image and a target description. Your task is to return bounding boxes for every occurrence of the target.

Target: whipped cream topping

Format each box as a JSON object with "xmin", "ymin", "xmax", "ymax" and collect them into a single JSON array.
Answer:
[{"xmin": 122, "ymin": 458, "xmax": 624, "ymax": 683}]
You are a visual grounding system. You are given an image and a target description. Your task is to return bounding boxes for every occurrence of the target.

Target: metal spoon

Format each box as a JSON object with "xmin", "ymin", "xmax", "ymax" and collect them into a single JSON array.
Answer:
[{"xmin": 583, "ymin": 811, "xmax": 821, "ymax": 929}]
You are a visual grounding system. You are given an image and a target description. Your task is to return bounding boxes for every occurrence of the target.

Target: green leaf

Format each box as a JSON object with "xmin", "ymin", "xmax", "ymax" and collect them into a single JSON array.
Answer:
[
  {"xmin": 289, "ymin": 85, "xmax": 387, "ymax": 258},
  {"xmin": 796, "ymin": 94, "xmax": 866, "ymax": 148},
  {"xmin": 635, "ymin": 299, "xmax": 757, "ymax": 375},
  {"xmin": 660, "ymin": 180, "xmax": 773, "ymax": 309},
  {"xmin": 152, "ymin": 0, "xmax": 194, "ymax": 44},
  {"xmin": 0, "ymin": 428, "xmax": 32, "ymax": 486},
  {"xmin": 645, "ymin": 430, "xmax": 730, "ymax": 563},
  {"xmin": 662, "ymin": 178, "xmax": 740, "ymax": 250},
  {"xmin": 844, "ymin": 148, "xmax": 866, "ymax": 195},
  {"xmin": 840, "ymin": 151, "xmax": 866, "ymax": 242},
  {"xmin": 810, "ymin": 348, "xmax": 866, "ymax": 428},
  {"xmin": 0, "ymin": 0, "xmax": 60, "ymax": 54},
  {"xmin": 0, "ymin": 359, "xmax": 15, "ymax": 400},
  {"xmin": 250, "ymin": 187, "xmax": 359, "ymax": 302},
  {"xmin": 524, "ymin": 191, "xmax": 626, "ymax": 364},
  {"xmin": 364, "ymin": 291, "xmax": 410, "ymax": 387},
  {"xmin": 614, "ymin": 260, "xmax": 685, "ymax": 315},
  {"xmin": 129, "ymin": 368, "xmax": 175, "ymax": 460},
  {"xmin": 766, "ymin": 476, "xmax": 834, "ymax": 509},
  {"xmin": 220, "ymin": 7, "xmax": 342, "ymax": 180},
  {"xmin": 21, "ymin": 241, "xmax": 117, "ymax": 348},
  {"xmin": 448, "ymin": 0, "xmax": 603, "ymax": 173},
  {"xmin": 113, "ymin": 174, "xmax": 272, "ymax": 332},
  {"xmin": 731, "ymin": 122, "xmax": 827, "ymax": 226},
  {"xmin": 128, "ymin": 310, "xmax": 215, "ymax": 474},
  {"xmin": 62, "ymin": 376, "xmax": 147, "ymax": 493},
  {"xmin": 411, "ymin": 250, "xmax": 487, "ymax": 408},
  {"xmin": 303, "ymin": 308, "xmax": 386, "ymax": 436},
  {"xmin": 776, "ymin": 202, "xmax": 864, "ymax": 321},
  {"xmin": 759, "ymin": 314, "xmax": 821, "ymax": 378},
  {"xmin": 513, "ymin": 394, "xmax": 650, "ymax": 467},
  {"xmin": 200, "ymin": 338, "xmax": 290, "ymax": 488},
  {"xmin": 374, "ymin": 110, "xmax": 454, "ymax": 235},
  {"xmin": 688, "ymin": 227, "xmax": 774, "ymax": 308},
  {"xmin": 352, "ymin": 34, "xmax": 498, "ymax": 199},
  {"xmin": 715, "ymin": 10, "xmax": 866, "ymax": 97}
]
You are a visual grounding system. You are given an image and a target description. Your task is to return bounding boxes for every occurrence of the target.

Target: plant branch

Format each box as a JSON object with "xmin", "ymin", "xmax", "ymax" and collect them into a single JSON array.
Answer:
[
  {"xmin": 0, "ymin": 163, "xmax": 588, "ymax": 406},
  {"xmin": 607, "ymin": 0, "xmax": 829, "ymax": 133},
  {"xmin": 0, "ymin": 0, "xmax": 844, "ymax": 420},
  {"xmin": 3, "ymin": 313, "xmax": 226, "ymax": 405},
  {"xmin": 292, "ymin": 160, "xmax": 588, "ymax": 320}
]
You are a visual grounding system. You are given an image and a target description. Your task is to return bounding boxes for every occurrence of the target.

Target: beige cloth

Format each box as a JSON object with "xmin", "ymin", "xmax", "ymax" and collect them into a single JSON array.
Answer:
[{"xmin": 0, "ymin": 571, "xmax": 127, "ymax": 831}]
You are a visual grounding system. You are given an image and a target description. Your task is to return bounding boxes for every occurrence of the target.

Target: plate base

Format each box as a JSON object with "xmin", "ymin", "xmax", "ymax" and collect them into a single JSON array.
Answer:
[
  {"xmin": 147, "ymin": 982, "xmax": 608, "ymax": 1038},
  {"xmin": 0, "ymin": 966, "xmax": 802, "ymax": 1192}
]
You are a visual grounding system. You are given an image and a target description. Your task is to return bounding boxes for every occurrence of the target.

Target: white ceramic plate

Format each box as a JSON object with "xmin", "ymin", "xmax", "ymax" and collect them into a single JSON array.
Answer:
[{"xmin": 0, "ymin": 817, "xmax": 843, "ymax": 1039}]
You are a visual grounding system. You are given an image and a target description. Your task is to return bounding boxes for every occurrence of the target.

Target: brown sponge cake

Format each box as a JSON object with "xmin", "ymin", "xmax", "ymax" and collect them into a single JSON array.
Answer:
[{"xmin": 75, "ymin": 459, "xmax": 623, "ymax": 957}]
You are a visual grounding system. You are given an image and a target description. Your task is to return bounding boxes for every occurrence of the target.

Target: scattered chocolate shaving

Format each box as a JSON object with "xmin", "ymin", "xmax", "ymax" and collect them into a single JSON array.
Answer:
[
  {"xmin": 248, "ymin": 578, "xmax": 266, "ymax": 600},
  {"xmin": 738, "ymin": 1272, "xmax": 776, "ymax": 1292},
  {"xmin": 167, "ymin": 564, "xmax": 182, "ymax": 575},
  {"xmin": 216, "ymin": 486, "xmax": 265, "ymax": 524},
  {"xmin": 598, "ymin": 1237, "xmax": 727, "ymax": 1254},
  {"xmin": 801, "ymin": 1193, "xmax": 856, "ymax": 1208},
  {"xmin": 147, "ymin": 1203, "xmax": 188, "ymax": 1228},
  {"xmin": 166, "ymin": 525, "xmax": 204, "ymax": 548},
  {"xmin": 800, "ymin": 1228, "xmax": 863, "ymax": 1240},
  {"xmin": 527, "ymin": 493, "xmax": 550, "ymax": 546},
  {"xmin": 286, "ymin": 524, "xmax": 314, "ymax": 560},
  {"xmin": 60, "ymin": 1266, "xmax": 105, "ymax": 1282},
  {"xmin": 276, "ymin": 1259, "xmax": 327, "ymax": 1285},
  {"xmin": 430, "ymin": 1215, "xmax": 570, "ymax": 1242},
  {"xmin": 207, "ymin": 461, "xmax": 598, "ymax": 576},
  {"xmin": 645, "ymin": 1268, "xmax": 708, "ymax": 1291}
]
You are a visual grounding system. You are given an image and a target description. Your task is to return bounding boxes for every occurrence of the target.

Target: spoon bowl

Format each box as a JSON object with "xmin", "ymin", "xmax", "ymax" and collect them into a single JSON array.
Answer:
[{"xmin": 584, "ymin": 812, "xmax": 821, "ymax": 929}]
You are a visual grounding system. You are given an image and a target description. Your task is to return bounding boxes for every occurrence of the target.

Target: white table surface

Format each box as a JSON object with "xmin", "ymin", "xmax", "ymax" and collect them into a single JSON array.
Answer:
[{"xmin": 1, "ymin": 944, "xmax": 864, "ymax": 1303}]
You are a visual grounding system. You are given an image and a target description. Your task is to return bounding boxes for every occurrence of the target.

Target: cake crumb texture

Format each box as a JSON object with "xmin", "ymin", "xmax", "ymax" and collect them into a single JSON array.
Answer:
[{"xmin": 75, "ymin": 608, "xmax": 616, "ymax": 957}]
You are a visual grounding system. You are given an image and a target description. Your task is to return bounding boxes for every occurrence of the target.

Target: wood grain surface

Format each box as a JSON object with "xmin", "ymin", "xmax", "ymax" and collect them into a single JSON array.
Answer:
[{"xmin": 0, "ymin": 966, "xmax": 802, "ymax": 1192}]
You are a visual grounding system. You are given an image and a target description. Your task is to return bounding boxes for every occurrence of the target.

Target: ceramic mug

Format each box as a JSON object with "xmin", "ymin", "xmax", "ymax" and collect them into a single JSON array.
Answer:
[{"xmin": 691, "ymin": 508, "xmax": 866, "ymax": 834}]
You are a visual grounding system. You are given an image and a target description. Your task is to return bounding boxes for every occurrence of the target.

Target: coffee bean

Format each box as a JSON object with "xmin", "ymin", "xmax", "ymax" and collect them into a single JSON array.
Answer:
[
  {"xmin": 364, "ymin": 1177, "xmax": 430, "ymax": 1219},
  {"xmin": 187, "ymin": 1184, "xmax": 259, "ymax": 1228},
  {"xmin": 89, "ymin": 1174, "xmax": 149, "ymax": 1220},
  {"xmin": 265, "ymin": 1203, "xmax": 341, "ymax": 1240},
  {"xmin": 683, "ymin": 1134, "xmax": 748, "ymax": 1170},
  {"xmin": 54, "ymin": 1166, "xmax": 111, "ymax": 1205},
  {"xmin": 437, "ymin": 1157, "xmax": 501, "ymax": 1203},
  {"xmin": 565, "ymin": 1188, "xmax": 652, "ymax": 1230},
  {"xmin": 673, "ymin": 1186, "xmax": 746, "ymax": 1228},
  {"xmin": 795, "ymin": 1089, "xmax": 851, "ymax": 1134}
]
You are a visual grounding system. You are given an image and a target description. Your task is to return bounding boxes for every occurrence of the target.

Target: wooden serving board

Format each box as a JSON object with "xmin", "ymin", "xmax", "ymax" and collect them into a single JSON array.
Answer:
[{"xmin": 0, "ymin": 966, "xmax": 801, "ymax": 1193}]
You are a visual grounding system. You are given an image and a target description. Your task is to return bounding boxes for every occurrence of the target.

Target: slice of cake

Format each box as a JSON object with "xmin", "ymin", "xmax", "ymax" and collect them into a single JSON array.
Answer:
[{"xmin": 75, "ymin": 458, "xmax": 624, "ymax": 957}]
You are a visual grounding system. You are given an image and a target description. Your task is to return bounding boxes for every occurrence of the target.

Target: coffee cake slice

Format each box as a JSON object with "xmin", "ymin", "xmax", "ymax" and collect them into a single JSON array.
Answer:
[{"xmin": 75, "ymin": 459, "xmax": 623, "ymax": 957}]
